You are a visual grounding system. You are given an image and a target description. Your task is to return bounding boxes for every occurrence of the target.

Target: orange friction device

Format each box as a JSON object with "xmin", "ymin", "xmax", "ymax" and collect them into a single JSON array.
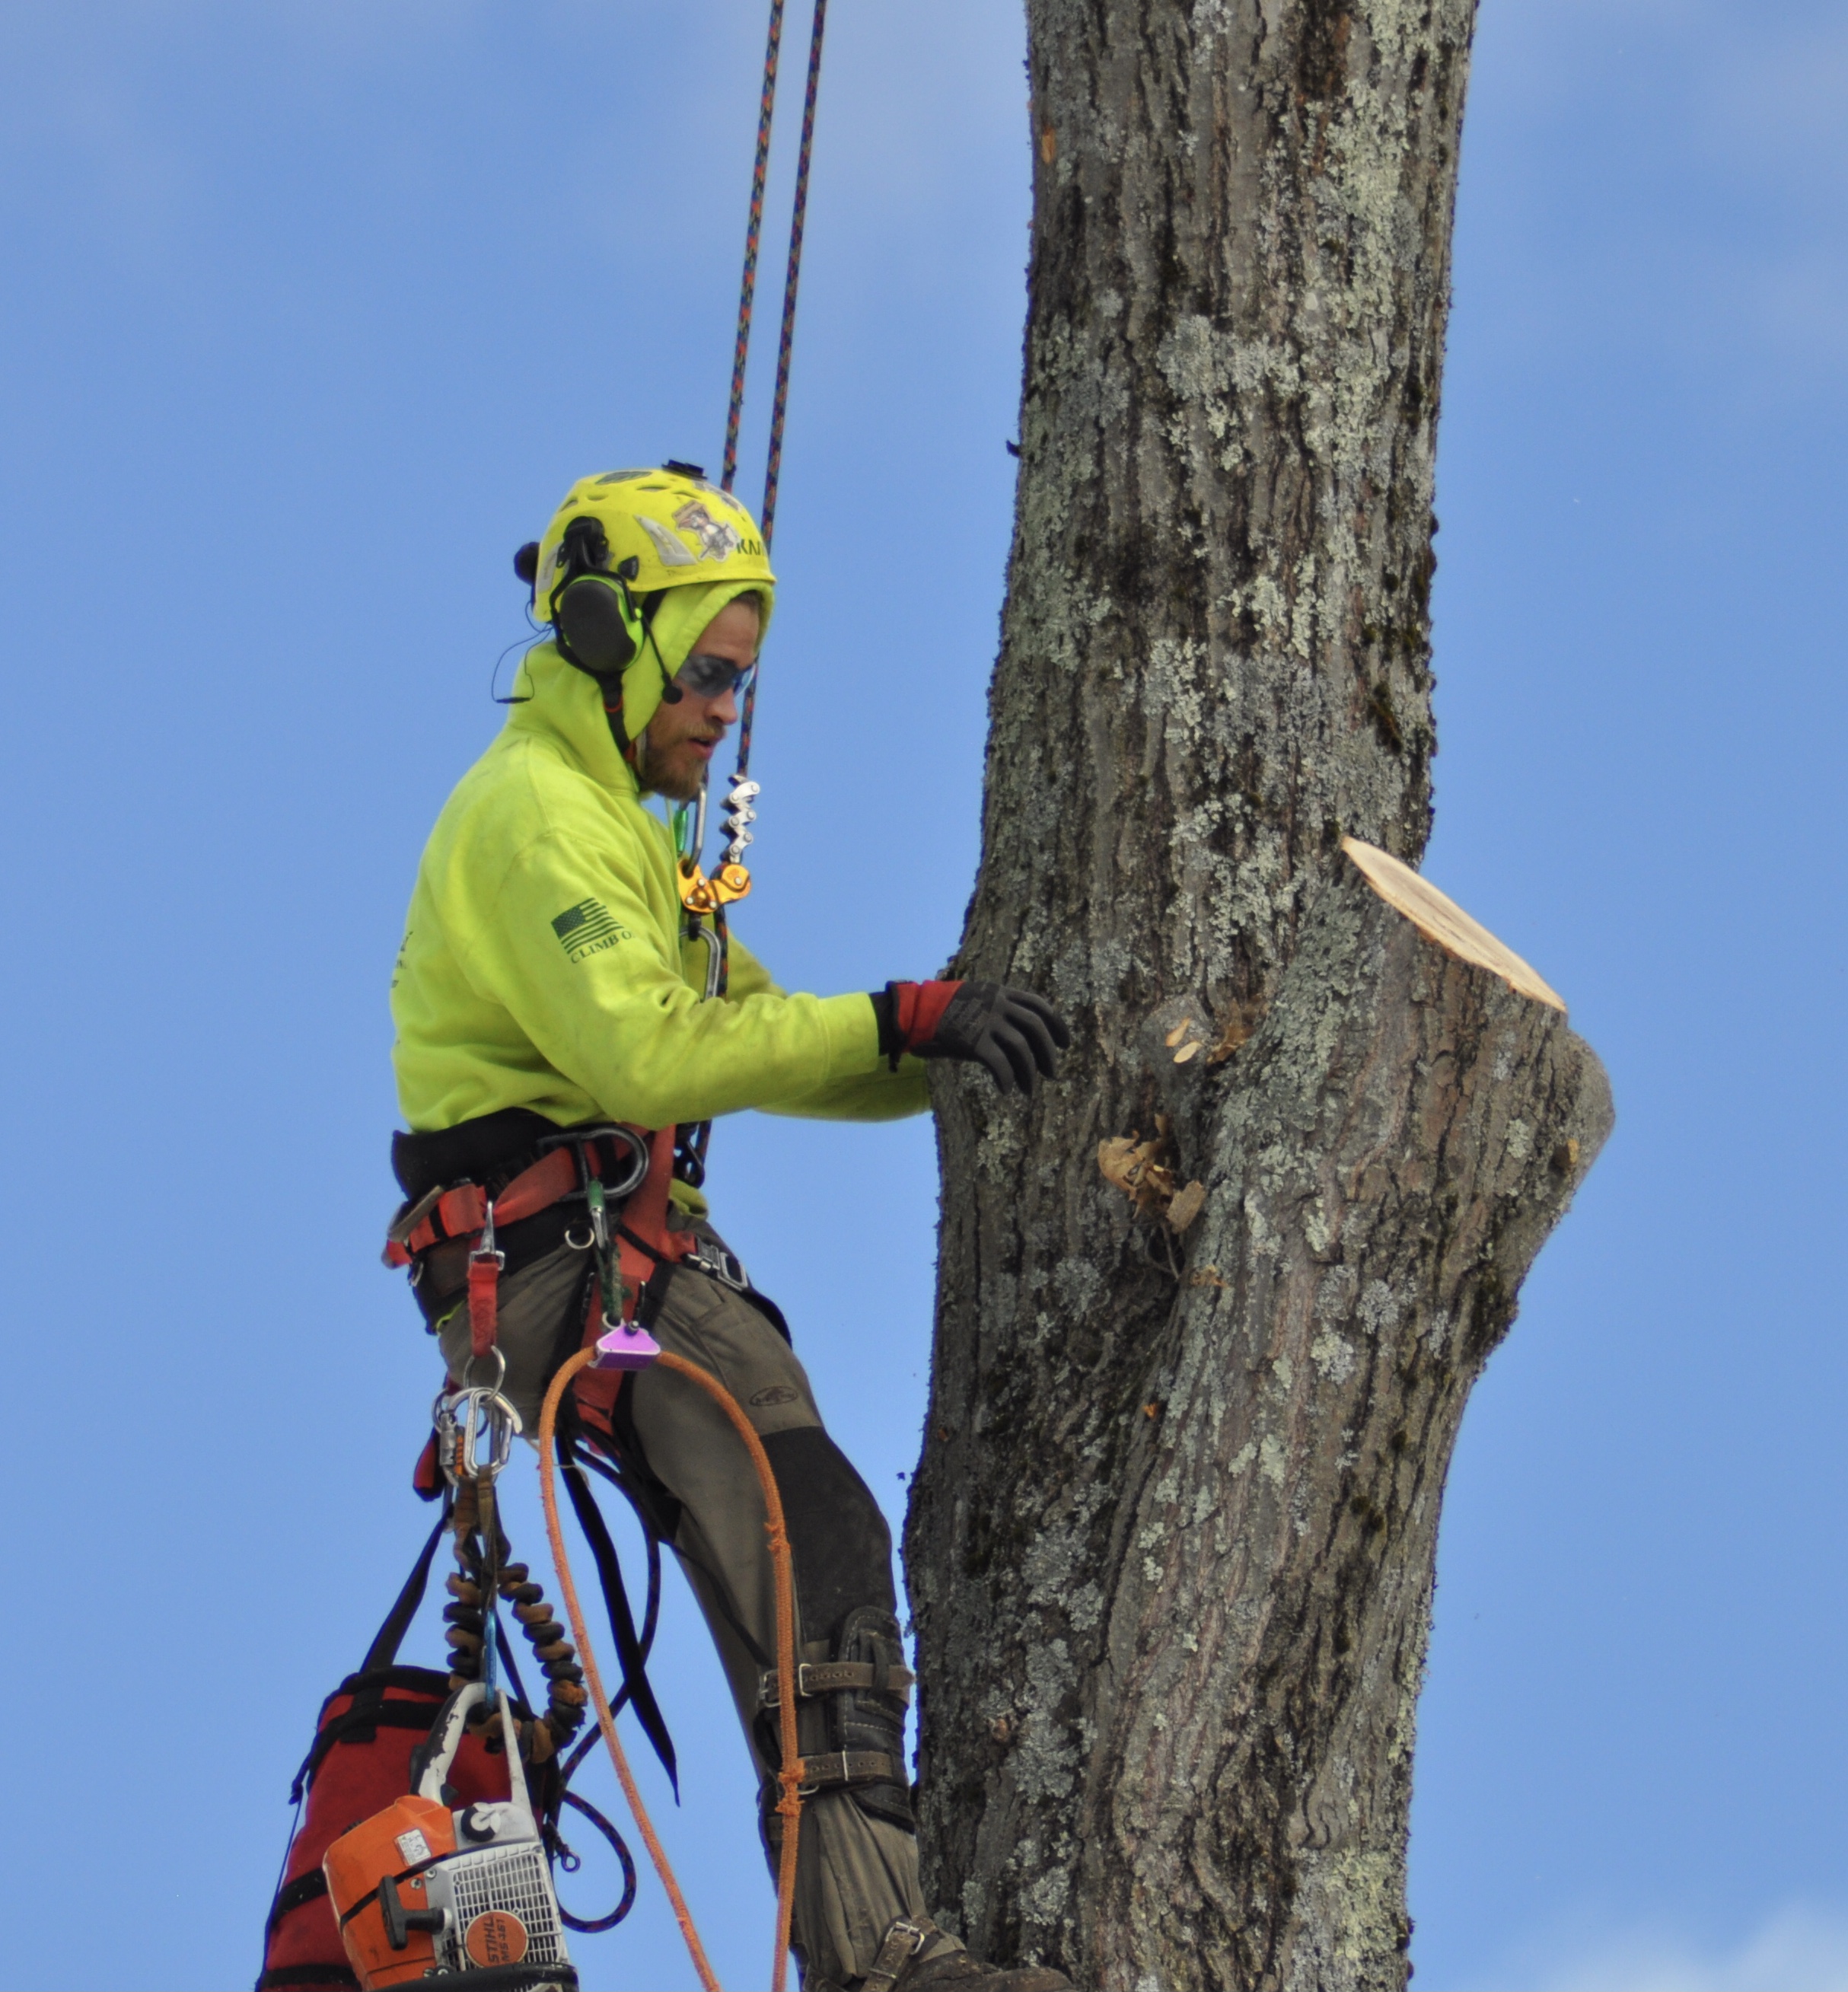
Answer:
[{"xmin": 323, "ymin": 1679, "xmax": 577, "ymax": 1991}]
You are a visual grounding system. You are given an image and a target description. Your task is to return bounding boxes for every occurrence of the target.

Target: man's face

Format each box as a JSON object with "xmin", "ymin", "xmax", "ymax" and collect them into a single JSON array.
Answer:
[{"xmin": 638, "ymin": 598, "xmax": 761, "ymax": 802}]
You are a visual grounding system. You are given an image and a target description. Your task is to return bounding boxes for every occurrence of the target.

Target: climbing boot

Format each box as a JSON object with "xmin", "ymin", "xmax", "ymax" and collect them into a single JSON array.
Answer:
[{"xmin": 844, "ymin": 1917, "xmax": 1075, "ymax": 1992}]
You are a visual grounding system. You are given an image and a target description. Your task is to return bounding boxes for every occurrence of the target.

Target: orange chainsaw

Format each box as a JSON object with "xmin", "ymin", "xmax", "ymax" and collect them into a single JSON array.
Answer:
[{"xmin": 323, "ymin": 1679, "xmax": 577, "ymax": 1991}]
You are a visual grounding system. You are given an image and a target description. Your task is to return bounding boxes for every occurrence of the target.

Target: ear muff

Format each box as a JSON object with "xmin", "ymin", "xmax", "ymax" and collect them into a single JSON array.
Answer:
[
  {"xmin": 548, "ymin": 516, "xmax": 651, "ymax": 687},
  {"xmin": 555, "ymin": 576, "xmax": 642, "ymax": 679}
]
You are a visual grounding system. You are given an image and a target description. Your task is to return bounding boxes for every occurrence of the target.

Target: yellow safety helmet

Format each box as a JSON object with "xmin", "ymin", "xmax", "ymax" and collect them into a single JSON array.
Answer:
[{"xmin": 515, "ymin": 463, "xmax": 776, "ymax": 744}]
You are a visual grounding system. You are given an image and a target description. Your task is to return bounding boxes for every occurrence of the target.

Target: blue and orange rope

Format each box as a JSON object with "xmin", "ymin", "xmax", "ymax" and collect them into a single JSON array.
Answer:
[
  {"xmin": 758, "ymin": 0, "xmax": 829, "ymax": 557},
  {"xmin": 723, "ymin": 0, "xmax": 830, "ymax": 779},
  {"xmin": 722, "ymin": 0, "xmax": 787, "ymax": 497}
]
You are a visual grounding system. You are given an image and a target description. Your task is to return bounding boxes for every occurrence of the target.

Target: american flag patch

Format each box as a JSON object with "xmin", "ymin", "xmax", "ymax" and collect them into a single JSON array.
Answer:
[{"xmin": 551, "ymin": 898, "xmax": 629, "ymax": 961}]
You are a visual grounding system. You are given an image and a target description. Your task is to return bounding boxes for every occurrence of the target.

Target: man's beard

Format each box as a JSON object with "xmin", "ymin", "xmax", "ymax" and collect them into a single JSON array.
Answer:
[
  {"xmin": 650, "ymin": 765, "xmax": 705, "ymax": 802},
  {"xmin": 636, "ymin": 736, "xmax": 708, "ymax": 802}
]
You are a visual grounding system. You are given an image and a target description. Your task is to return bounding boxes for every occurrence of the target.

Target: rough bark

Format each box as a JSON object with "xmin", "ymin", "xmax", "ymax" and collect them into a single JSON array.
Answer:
[{"xmin": 902, "ymin": 2, "xmax": 1614, "ymax": 1989}]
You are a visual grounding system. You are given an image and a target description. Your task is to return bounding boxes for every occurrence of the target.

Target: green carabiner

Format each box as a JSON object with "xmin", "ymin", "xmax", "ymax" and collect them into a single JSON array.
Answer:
[{"xmin": 584, "ymin": 1176, "xmax": 627, "ymax": 1327}]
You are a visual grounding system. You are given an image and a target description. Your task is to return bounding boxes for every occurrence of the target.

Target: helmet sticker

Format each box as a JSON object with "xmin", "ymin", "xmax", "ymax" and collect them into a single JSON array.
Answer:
[
  {"xmin": 636, "ymin": 515, "xmax": 699, "ymax": 567},
  {"xmin": 672, "ymin": 500, "xmax": 743, "ymax": 561}
]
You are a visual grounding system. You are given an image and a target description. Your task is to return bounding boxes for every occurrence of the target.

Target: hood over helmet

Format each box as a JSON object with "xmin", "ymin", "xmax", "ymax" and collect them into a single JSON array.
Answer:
[{"xmin": 518, "ymin": 464, "xmax": 776, "ymax": 746}]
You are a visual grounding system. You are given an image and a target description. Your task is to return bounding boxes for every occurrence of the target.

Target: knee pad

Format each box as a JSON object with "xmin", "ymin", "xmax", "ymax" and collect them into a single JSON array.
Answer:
[{"xmin": 760, "ymin": 1427, "xmax": 897, "ymax": 1643}]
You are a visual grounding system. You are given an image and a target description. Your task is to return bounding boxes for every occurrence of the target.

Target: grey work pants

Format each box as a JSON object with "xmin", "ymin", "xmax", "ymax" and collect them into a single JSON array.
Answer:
[{"xmin": 438, "ymin": 1238, "xmax": 937, "ymax": 1986}]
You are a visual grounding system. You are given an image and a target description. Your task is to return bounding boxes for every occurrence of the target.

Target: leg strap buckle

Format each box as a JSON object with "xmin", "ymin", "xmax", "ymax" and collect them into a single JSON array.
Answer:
[{"xmin": 862, "ymin": 1918, "xmax": 930, "ymax": 1992}]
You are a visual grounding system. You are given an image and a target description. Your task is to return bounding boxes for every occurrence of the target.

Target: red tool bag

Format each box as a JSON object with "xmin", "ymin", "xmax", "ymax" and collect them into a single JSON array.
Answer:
[{"xmin": 259, "ymin": 1523, "xmax": 543, "ymax": 1991}]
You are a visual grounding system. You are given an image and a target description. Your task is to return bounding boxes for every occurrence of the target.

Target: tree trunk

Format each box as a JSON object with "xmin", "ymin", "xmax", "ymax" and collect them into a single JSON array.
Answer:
[{"xmin": 903, "ymin": 4, "xmax": 1614, "ymax": 1989}]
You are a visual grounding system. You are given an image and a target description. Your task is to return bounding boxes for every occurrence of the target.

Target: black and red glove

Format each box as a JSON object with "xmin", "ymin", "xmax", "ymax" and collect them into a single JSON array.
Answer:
[{"xmin": 873, "ymin": 980, "xmax": 1070, "ymax": 1094}]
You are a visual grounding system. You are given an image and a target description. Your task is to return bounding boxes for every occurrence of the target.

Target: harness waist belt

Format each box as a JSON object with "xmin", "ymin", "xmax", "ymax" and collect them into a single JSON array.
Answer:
[
  {"xmin": 382, "ymin": 1148, "xmax": 572, "ymax": 1266},
  {"xmin": 382, "ymin": 1127, "xmax": 647, "ymax": 1267}
]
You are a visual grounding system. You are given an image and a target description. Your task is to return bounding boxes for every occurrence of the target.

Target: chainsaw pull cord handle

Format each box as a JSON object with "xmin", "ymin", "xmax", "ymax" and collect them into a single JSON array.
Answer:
[{"xmin": 539, "ymin": 1345, "xmax": 806, "ymax": 1992}]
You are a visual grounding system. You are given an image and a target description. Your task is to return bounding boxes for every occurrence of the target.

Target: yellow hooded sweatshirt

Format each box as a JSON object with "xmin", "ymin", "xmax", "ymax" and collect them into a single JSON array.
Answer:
[{"xmin": 390, "ymin": 632, "xmax": 928, "ymax": 1141}]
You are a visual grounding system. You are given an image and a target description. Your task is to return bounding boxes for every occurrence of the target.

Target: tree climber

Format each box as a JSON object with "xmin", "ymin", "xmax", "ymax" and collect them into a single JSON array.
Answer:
[{"xmin": 378, "ymin": 464, "xmax": 1072, "ymax": 1992}]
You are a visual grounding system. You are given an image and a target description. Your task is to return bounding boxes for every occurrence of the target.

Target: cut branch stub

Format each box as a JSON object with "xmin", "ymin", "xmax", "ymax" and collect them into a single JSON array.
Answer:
[{"xmin": 1341, "ymin": 836, "xmax": 1565, "ymax": 1011}]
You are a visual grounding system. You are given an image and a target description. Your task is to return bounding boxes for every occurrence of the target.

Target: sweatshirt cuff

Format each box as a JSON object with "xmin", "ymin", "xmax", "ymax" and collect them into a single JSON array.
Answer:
[{"xmin": 869, "ymin": 985, "xmax": 900, "ymax": 1066}]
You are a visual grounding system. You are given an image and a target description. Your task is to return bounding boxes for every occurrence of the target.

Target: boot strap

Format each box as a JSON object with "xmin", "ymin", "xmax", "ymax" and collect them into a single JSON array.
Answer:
[
  {"xmin": 760, "ymin": 1659, "xmax": 915, "ymax": 1708},
  {"xmin": 798, "ymin": 1748, "xmax": 899, "ymax": 1793},
  {"xmin": 862, "ymin": 1917, "xmax": 930, "ymax": 1992}
]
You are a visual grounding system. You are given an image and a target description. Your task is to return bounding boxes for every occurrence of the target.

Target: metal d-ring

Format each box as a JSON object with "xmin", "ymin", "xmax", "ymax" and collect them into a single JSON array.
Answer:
[
  {"xmin": 565, "ymin": 1221, "xmax": 595, "ymax": 1251},
  {"xmin": 462, "ymin": 1345, "xmax": 508, "ymax": 1394}
]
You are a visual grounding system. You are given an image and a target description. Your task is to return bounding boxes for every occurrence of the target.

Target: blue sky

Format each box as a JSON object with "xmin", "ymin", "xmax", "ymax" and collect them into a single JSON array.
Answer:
[{"xmin": 0, "ymin": 3, "xmax": 1841, "ymax": 1989}]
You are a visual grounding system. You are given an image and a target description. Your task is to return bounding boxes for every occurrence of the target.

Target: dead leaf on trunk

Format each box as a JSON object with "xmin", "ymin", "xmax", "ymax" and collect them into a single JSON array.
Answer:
[
  {"xmin": 1098, "ymin": 1114, "xmax": 1179, "ymax": 1220},
  {"xmin": 1168, "ymin": 1179, "xmax": 1207, "ymax": 1232}
]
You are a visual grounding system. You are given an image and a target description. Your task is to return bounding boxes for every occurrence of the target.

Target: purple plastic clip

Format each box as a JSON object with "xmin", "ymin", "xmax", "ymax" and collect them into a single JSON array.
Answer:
[{"xmin": 594, "ymin": 1319, "xmax": 662, "ymax": 1372}]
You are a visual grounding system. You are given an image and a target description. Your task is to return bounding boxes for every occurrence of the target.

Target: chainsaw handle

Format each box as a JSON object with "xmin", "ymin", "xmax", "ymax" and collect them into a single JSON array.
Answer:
[{"xmin": 409, "ymin": 1679, "xmax": 538, "ymax": 1835}]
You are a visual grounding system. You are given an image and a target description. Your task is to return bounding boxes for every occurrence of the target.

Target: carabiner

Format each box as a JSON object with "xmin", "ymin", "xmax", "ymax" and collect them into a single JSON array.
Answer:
[
  {"xmin": 470, "ymin": 1197, "xmax": 504, "ymax": 1271},
  {"xmin": 434, "ymin": 1376, "xmax": 521, "ymax": 1486}
]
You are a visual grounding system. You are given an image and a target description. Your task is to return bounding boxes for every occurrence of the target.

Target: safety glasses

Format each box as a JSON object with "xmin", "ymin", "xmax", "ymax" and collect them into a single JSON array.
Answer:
[{"xmin": 674, "ymin": 652, "xmax": 757, "ymax": 700}]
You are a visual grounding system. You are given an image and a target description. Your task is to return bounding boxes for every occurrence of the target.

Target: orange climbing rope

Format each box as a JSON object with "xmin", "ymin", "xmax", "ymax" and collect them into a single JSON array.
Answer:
[{"xmin": 538, "ymin": 1346, "xmax": 806, "ymax": 1992}]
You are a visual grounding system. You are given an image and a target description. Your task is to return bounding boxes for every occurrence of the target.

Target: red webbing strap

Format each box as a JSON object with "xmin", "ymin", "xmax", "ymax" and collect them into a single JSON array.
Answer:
[
  {"xmin": 492, "ymin": 1146, "xmax": 580, "ymax": 1227},
  {"xmin": 616, "ymin": 1127, "xmax": 690, "ymax": 1301},
  {"xmin": 385, "ymin": 1147, "xmax": 585, "ymax": 1267},
  {"xmin": 468, "ymin": 1250, "xmax": 501, "ymax": 1359}
]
